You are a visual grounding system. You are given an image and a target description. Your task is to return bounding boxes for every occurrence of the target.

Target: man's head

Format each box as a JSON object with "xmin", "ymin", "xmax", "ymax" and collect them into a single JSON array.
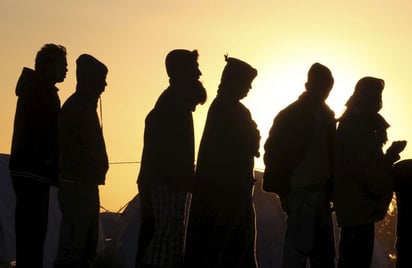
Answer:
[
  {"xmin": 165, "ymin": 49, "xmax": 201, "ymax": 83},
  {"xmin": 76, "ymin": 54, "xmax": 108, "ymax": 96},
  {"xmin": 218, "ymin": 56, "xmax": 257, "ymax": 99},
  {"xmin": 305, "ymin": 63, "xmax": 334, "ymax": 100},
  {"xmin": 346, "ymin": 76, "xmax": 384, "ymax": 113},
  {"xmin": 35, "ymin": 43, "xmax": 67, "ymax": 84}
]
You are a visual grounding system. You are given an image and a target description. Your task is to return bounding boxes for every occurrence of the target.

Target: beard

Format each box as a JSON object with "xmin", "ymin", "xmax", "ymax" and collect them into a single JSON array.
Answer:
[
  {"xmin": 174, "ymin": 79, "xmax": 207, "ymax": 111},
  {"xmin": 190, "ymin": 80, "xmax": 207, "ymax": 105}
]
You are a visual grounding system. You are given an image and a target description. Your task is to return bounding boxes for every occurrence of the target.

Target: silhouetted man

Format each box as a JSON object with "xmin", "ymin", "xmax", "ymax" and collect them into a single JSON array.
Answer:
[
  {"xmin": 334, "ymin": 77, "xmax": 406, "ymax": 268},
  {"xmin": 263, "ymin": 63, "xmax": 336, "ymax": 267},
  {"xmin": 136, "ymin": 49, "xmax": 207, "ymax": 268},
  {"xmin": 392, "ymin": 159, "xmax": 412, "ymax": 268},
  {"xmin": 54, "ymin": 54, "xmax": 109, "ymax": 268},
  {"xmin": 185, "ymin": 56, "xmax": 260, "ymax": 268},
  {"xmin": 9, "ymin": 43, "xmax": 67, "ymax": 268}
]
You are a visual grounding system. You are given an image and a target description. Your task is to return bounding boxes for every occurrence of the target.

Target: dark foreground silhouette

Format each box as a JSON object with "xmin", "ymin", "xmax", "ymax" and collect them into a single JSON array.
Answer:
[
  {"xmin": 185, "ymin": 56, "xmax": 260, "ymax": 268},
  {"xmin": 136, "ymin": 49, "xmax": 207, "ymax": 268},
  {"xmin": 263, "ymin": 63, "xmax": 336, "ymax": 267},
  {"xmin": 9, "ymin": 44, "xmax": 67, "ymax": 268},
  {"xmin": 54, "ymin": 54, "xmax": 109, "ymax": 267}
]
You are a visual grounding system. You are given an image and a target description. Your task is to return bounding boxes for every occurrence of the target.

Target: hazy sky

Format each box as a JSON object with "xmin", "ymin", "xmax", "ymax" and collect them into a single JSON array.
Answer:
[{"xmin": 1, "ymin": 1, "xmax": 412, "ymax": 211}]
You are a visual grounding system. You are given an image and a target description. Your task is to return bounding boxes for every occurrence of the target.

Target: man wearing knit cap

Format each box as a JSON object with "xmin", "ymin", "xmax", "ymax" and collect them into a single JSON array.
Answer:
[
  {"xmin": 54, "ymin": 54, "xmax": 109, "ymax": 267},
  {"xmin": 263, "ymin": 63, "xmax": 336, "ymax": 267},
  {"xmin": 185, "ymin": 56, "xmax": 260, "ymax": 268},
  {"xmin": 136, "ymin": 49, "xmax": 206, "ymax": 268}
]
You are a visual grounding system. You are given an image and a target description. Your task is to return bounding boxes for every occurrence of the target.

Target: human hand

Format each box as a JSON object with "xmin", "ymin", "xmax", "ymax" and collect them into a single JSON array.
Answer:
[
  {"xmin": 387, "ymin": 140, "xmax": 407, "ymax": 155},
  {"xmin": 386, "ymin": 140, "xmax": 407, "ymax": 165}
]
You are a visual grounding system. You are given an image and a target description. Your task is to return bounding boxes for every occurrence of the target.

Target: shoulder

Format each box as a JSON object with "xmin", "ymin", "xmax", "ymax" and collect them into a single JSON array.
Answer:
[
  {"xmin": 60, "ymin": 94, "xmax": 84, "ymax": 115},
  {"xmin": 337, "ymin": 114, "xmax": 365, "ymax": 131},
  {"xmin": 336, "ymin": 116, "xmax": 371, "ymax": 146},
  {"xmin": 62, "ymin": 93, "xmax": 78, "ymax": 107},
  {"xmin": 275, "ymin": 100, "xmax": 305, "ymax": 122},
  {"xmin": 210, "ymin": 97, "xmax": 251, "ymax": 118}
]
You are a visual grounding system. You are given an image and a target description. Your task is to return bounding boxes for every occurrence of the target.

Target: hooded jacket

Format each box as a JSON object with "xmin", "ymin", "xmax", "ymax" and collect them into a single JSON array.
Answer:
[
  {"xmin": 9, "ymin": 67, "xmax": 60, "ymax": 185},
  {"xmin": 194, "ymin": 94, "xmax": 260, "ymax": 200},
  {"xmin": 59, "ymin": 91, "xmax": 108, "ymax": 185},
  {"xmin": 188, "ymin": 94, "xmax": 260, "ymax": 224}
]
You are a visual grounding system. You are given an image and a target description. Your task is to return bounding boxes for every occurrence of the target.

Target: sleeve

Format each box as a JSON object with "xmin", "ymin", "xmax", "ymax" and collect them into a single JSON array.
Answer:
[{"xmin": 263, "ymin": 112, "xmax": 292, "ymax": 195}]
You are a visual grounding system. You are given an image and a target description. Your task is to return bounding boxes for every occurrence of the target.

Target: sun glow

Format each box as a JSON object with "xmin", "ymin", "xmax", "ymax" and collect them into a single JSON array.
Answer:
[
  {"xmin": 242, "ymin": 57, "xmax": 359, "ymax": 170},
  {"xmin": 2, "ymin": 1, "xmax": 412, "ymax": 213}
]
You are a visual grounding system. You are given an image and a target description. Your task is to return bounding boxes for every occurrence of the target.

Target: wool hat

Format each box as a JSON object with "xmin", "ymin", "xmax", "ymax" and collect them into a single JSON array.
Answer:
[
  {"xmin": 306, "ymin": 62, "xmax": 334, "ymax": 90},
  {"xmin": 220, "ymin": 55, "xmax": 257, "ymax": 85}
]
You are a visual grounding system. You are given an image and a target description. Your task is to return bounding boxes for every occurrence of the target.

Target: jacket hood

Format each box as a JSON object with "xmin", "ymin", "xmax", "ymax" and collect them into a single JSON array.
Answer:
[{"xmin": 15, "ymin": 67, "xmax": 41, "ymax": 97}]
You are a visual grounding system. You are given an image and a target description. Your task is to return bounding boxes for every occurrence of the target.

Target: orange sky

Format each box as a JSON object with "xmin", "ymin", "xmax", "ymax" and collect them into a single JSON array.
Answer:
[{"xmin": 1, "ymin": 1, "xmax": 412, "ymax": 211}]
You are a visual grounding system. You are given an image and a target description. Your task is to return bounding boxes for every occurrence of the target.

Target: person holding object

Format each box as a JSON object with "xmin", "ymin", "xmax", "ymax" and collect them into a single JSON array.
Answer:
[{"xmin": 333, "ymin": 76, "xmax": 406, "ymax": 268}]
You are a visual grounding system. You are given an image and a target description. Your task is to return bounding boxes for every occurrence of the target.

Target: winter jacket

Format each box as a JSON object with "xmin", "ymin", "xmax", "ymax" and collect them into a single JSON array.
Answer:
[
  {"xmin": 189, "ymin": 93, "xmax": 259, "ymax": 225},
  {"xmin": 137, "ymin": 86, "xmax": 195, "ymax": 192},
  {"xmin": 59, "ymin": 91, "xmax": 108, "ymax": 185},
  {"xmin": 9, "ymin": 67, "xmax": 60, "ymax": 185},
  {"xmin": 194, "ymin": 95, "xmax": 260, "ymax": 200},
  {"xmin": 333, "ymin": 111, "xmax": 393, "ymax": 227},
  {"xmin": 263, "ymin": 91, "xmax": 335, "ymax": 197}
]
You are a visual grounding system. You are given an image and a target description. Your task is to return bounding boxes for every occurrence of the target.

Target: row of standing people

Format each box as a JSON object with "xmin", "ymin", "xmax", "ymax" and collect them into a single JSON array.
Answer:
[
  {"xmin": 135, "ymin": 49, "xmax": 408, "ymax": 268},
  {"xmin": 8, "ymin": 43, "xmax": 407, "ymax": 268}
]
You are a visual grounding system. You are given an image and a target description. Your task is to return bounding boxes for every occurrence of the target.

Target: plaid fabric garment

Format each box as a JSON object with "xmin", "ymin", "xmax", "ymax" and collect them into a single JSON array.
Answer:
[{"xmin": 143, "ymin": 187, "xmax": 188, "ymax": 268}]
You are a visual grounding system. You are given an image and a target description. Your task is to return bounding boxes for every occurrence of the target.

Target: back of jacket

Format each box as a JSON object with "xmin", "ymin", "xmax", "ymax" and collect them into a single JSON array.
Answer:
[
  {"xmin": 9, "ymin": 67, "xmax": 60, "ymax": 185},
  {"xmin": 263, "ymin": 92, "xmax": 335, "ymax": 196}
]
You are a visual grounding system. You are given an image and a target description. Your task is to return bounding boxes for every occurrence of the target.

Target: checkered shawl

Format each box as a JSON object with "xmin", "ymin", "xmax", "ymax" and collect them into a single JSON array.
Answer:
[{"xmin": 143, "ymin": 187, "xmax": 189, "ymax": 268}]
